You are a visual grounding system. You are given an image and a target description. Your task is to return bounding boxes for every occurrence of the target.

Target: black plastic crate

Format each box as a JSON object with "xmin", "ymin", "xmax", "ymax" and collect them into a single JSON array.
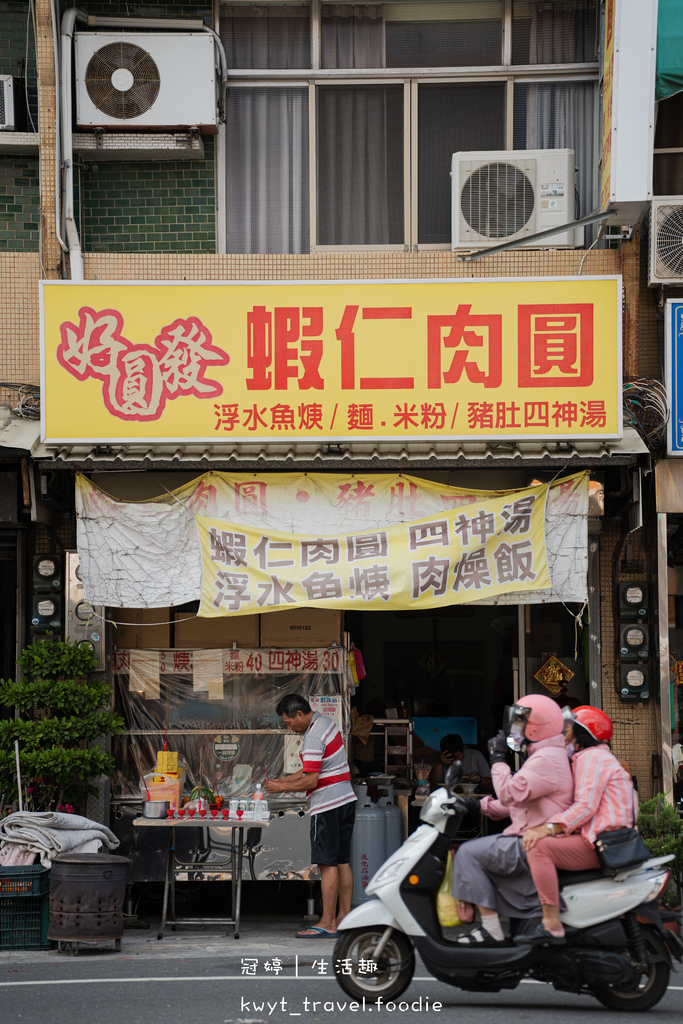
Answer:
[
  {"xmin": 0, "ymin": 892, "xmax": 50, "ymax": 950},
  {"xmin": 0, "ymin": 865, "xmax": 50, "ymax": 896}
]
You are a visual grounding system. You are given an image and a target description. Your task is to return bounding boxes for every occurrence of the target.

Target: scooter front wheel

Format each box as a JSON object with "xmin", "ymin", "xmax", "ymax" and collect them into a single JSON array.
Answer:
[{"xmin": 333, "ymin": 927, "xmax": 415, "ymax": 1001}]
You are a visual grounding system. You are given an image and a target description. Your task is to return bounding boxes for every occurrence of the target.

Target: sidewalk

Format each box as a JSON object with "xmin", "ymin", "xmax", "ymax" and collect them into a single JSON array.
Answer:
[{"xmin": 1, "ymin": 915, "xmax": 352, "ymax": 963}]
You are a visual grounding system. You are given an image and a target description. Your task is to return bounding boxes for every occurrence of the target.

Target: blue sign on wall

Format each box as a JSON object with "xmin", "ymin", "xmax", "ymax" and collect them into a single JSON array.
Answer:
[{"xmin": 666, "ymin": 300, "xmax": 683, "ymax": 455}]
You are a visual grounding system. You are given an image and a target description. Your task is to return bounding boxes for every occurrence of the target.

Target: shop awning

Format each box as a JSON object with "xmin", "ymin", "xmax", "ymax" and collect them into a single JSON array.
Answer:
[
  {"xmin": 32, "ymin": 427, "xmax": 648, "ymax": 471},
  {"xmin": 0, "ymin": 410, "xmax": 41, "ymax": 454},
  {"xmin": 656, "ymin": 0, "xmax": 683, "ymax": 101}
]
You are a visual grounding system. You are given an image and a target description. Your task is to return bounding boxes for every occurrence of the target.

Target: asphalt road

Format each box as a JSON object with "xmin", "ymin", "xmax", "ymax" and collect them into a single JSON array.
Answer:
[{"xmin": 2, "ymin": 952, "xmax": 683, "ymax": 1024}]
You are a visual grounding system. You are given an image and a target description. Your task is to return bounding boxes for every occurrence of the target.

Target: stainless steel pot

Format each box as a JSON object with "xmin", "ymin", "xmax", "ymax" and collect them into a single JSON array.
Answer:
[{"xmin": 142, "ymin": 800, "xmax": 170, "ymax": 819}]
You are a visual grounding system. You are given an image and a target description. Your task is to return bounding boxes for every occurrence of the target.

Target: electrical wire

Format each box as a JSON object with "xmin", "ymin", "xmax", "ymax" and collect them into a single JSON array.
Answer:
[{"xmin": 622, "ymin": 377, "xmax": 669, "ymax": 453}]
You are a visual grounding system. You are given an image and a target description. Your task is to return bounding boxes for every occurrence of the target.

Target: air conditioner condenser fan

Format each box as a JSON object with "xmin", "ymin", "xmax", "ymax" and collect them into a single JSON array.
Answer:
[
  {"xmin": 460, "ymin": 161, "xmax": 535, "ymax": 239},
  {"xmin": 84, "ymin": 41, "xmax": 160, "ymax": 120},
  {"xmin": 654, "ymin": 205, "xmax": 683, "ymax": 279}
]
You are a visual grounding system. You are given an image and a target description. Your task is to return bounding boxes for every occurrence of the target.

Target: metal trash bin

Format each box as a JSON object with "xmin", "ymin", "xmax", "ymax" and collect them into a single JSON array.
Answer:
[{"xmin": 48, "ymin": 853, "xmax": 130, "ymax": 955}]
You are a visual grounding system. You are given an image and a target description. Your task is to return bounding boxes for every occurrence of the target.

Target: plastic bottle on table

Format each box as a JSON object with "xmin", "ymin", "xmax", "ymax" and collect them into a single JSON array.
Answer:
[{"xmin": 253, "ymin": 783, "xmax": 269, "ymax": 821}]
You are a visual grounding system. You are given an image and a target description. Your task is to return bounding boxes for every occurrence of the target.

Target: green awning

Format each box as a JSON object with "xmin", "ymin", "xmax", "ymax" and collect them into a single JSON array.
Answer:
[{"xmin": 656, "ymin": 0, "xmax": 683, "ymax": 101}]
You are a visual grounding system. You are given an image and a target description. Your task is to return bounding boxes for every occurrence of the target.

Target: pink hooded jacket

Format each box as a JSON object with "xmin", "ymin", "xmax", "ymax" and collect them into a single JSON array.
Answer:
[{"xmin": 478, "ymin": 734, "xmax": 574, "ymax": 836}]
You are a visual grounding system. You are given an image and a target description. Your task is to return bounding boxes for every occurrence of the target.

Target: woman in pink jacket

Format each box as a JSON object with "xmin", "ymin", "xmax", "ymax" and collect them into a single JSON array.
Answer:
[
  {"xmin": 452, "ymin": 693, "xmax": 574, "ymax": 946},
  {"xmin": 518, "ymin": 706, "xmax": 637, "ymax": 945}
]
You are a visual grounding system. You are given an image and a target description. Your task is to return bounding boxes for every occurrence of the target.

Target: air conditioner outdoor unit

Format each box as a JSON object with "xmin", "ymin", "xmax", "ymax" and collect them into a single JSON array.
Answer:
[
  {"xmin": 451, "ymin": 149, "xmax": 582, "ymax": 250},
  {"xmin": 649, "ymin": 198, "xmax": 683, "ymax": 285},
  {"xmin": 0, "ymin": 75, "xmax": 15, "ymax": 130},
  {"xmin": 74, "ymin": 32, "xmax": 217, "ymax": 129}
]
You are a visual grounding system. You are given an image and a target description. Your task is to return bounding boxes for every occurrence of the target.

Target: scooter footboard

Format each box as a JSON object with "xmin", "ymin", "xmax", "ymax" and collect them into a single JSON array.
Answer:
[
  {"xmin": 413, "ymin": 933, "xmax": 545, "ymax": 993},
  {"xmin": 338, "ymin": 900, "xmax": 402, "ymax": 932}
]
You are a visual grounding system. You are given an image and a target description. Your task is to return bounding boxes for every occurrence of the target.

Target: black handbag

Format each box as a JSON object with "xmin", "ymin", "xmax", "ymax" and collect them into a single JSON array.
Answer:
[{"xmin": 594, "ymin": 827, "xmax": 651, "ymax": 873}]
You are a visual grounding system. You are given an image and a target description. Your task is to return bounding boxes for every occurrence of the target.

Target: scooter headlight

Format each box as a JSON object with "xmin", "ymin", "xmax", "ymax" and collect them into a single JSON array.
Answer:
[{"xmin": 371, "ymin": 858, "xmax": 409, "ymax": 885}]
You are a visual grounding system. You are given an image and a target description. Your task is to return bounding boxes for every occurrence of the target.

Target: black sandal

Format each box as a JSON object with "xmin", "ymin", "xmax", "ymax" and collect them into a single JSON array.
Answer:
[{"xmin": 514, "ymin": 923, "xmax": 565, "ymax": 946}]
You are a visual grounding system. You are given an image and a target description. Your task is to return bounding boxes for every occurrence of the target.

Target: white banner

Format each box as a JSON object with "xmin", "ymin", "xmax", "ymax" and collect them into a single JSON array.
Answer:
[{"xmin": 77, "ymin": 472, "xmax": 588, "ymax": 610}]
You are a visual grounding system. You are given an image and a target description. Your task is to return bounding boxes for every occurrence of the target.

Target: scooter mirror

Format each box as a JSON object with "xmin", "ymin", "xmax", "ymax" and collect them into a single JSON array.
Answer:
[{"xmin": 444, "ymin": 759, "xmax": 463, "ymax": 792}]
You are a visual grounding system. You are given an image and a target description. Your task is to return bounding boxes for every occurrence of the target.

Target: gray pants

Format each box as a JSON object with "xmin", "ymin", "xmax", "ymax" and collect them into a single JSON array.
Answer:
[{"xmin": 451, "ymin": 835, "xmax": 541, "ymax": 919}]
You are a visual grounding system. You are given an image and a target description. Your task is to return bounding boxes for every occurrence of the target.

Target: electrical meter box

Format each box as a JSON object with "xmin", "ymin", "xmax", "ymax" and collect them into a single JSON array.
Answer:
[
  {"xmin": 618, "ymin": 623, "xmax": 649, "ymax": 661},
  {"xmin": 32, "ymin": 594, "xmax": 63, "ymax": 632},
  {"xmin": 65, "ymin": 550, "xmax": 105, "ymax": 670},
  {"xmin": 32, "ymin": 554, "xmax": 62, "ymax": 592},
  {"xmin": 617, "ymin": 582, "xmax": 648, "ymax": 620},
  {"xmin": 618, "ymin": 664, "xmax": 650, "ymax": 702}
]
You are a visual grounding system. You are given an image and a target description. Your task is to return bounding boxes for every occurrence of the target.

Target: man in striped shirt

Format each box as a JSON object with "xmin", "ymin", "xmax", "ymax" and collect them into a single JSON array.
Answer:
[{"xmin": 264, "ymin": 694, "xmax": 356, "ymax": 938}]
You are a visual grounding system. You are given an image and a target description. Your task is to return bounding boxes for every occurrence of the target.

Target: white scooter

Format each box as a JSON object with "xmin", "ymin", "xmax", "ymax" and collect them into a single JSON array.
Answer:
[{"xmin": 333, "ymin": 766, "xmax": 682, "ymax": 1012}]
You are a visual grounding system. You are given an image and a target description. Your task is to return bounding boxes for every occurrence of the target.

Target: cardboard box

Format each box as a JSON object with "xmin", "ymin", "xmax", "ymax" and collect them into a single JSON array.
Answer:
[
  {"xmin": 113, "ymin": 608, "xmax": 170, "ymax": 650},
  {"xmin": 260, "ymin": 609, "xmax": 342, "ymax": 648},
  {"xmin": 173, "ymin": 611, "xmax": 259, "ymax": 648}
]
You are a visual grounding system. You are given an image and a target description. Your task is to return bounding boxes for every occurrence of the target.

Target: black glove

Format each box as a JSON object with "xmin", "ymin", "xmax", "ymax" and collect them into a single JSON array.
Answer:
[
  {"xmin": 487, "ymin": 729, "xmax": 508, "ymax": 766},
  {"xmin": 461, "ymin": 795, "xmax": 480, "ymax": 815}
]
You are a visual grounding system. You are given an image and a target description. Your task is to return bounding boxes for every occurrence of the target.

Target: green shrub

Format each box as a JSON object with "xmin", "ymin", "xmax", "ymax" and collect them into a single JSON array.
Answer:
[{"xmin": 0, "ymin": 636, "xmax": 123, "ymax": 814}]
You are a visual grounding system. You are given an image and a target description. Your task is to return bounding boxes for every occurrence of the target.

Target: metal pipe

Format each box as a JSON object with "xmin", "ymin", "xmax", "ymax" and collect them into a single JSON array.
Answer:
[
  {"xmin": 86, "ymin": 17, "xmax": 206, "ymax": 30},
  {"xmin": 657, "ymin": 513, "xmax": 674, "ymax": 801},
  {"xmin": 456, "ymin": 209, "xmax": 613, "ymax": 262},
  {"xmin": 49, "ymin": 0, "xmax": 68, "ymax": 254},
  {"xmin": 60, "ymin": 7, "xmax": 88, "ymax": 281},
  {"xmin": 15, "ymin": 741, "xmax": 23, "ymax": 812}
]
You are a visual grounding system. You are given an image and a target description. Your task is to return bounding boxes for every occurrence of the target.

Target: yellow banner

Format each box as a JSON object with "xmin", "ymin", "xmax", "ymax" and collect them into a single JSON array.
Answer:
[
  {"xmin": 601, "ymin": 0, "xmax": 616, "ymax": 209},
  {"xmin": 42, "ymin": 278, "xmax": 622, "ymax": 444},
  {"xmin": 197, "ymin": 482, "xmax": 551, "ymax": 617}
]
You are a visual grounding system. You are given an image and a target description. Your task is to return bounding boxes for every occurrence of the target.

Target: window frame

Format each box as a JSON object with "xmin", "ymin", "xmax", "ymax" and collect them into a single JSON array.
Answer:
[{"xmin": 215, "ymin": 0, "xmax": 600, "ymax": 254}]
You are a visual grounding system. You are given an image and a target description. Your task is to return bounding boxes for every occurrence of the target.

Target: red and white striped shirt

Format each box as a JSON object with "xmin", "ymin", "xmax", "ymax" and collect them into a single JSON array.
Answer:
[
  {"xmin": 555, "ymin": 744, "xmax": 638, "ymax": 846},
  {"xmin": 301, "ymin": 712, "xmax": 356, "ymax": 814}
]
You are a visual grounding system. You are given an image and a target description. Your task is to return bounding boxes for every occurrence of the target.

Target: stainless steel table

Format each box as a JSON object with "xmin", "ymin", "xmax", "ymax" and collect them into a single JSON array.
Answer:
[{"xmin": 133, "ymin": 816, "xmax": 272, "ymax": 940}]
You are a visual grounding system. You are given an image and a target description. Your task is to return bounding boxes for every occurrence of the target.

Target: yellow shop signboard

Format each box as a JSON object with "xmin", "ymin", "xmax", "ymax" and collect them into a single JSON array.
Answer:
[{"xmin": 40, "ymin": 277, "xmax": 622, "ymax": 444}]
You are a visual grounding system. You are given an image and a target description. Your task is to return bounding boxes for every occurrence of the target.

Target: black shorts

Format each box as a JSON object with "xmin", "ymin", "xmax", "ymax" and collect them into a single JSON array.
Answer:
[{"xmin": 310, "ymin": 801, "xmax": 356, "ymax": 867}]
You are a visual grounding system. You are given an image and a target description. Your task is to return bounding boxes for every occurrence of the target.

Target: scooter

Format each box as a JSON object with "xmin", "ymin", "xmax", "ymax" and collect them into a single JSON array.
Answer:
[{"xmin": 333, "ymin": 765, "xmax": 682, "ymax": 1012}]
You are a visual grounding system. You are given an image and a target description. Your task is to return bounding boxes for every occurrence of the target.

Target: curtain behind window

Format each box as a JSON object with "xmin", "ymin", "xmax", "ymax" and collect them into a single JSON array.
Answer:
[
  {"xmin": 512, "ymin": 0, "xmax": 597, "ymax": 65},
  {"xmin": 418, "ymin": 83, "xmax": 506, "ymax": 244},
  {"xmin": 317, "ymin": 85, "xmax": 403, "ymax": 245},
  {"xmin": 225, "ymin": 88, "xmax": 309, "ymax": 254},
  {"xmin": 513, "ymin": 81, "xmax": 597, "ymax": 218},
  {"xmin": 220, "ymin": 5, "xmax": 310, "ymax": 68},
  {"xmin": 321, "ymin": 5, "xmax": 384, "ymax": 68}
]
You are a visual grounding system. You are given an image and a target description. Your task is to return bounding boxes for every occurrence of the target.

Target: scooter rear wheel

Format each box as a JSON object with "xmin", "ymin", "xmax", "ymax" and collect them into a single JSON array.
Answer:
[
  {"xmin": 333, "ymin": 927, "xmax": 415, "ymax": 1001},
  {"xmin": 592, "ymin": 930, "xmax": 670, "ymax": 1012}
]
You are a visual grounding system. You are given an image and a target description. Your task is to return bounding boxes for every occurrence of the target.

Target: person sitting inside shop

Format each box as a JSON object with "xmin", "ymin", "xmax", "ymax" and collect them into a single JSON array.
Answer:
[
  {"xmin": 428, "ymin": 733, "xmax": 493, "ymax": 793},
  {"xmin": 264, "ymin": 694, "xmax": 357, "ymax": 939}
]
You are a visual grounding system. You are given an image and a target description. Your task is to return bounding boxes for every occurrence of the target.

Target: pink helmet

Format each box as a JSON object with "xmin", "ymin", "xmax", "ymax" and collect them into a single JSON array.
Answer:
[{"xmin": 504, "ymin": 694, "xmax": 565, "ymax": 750}]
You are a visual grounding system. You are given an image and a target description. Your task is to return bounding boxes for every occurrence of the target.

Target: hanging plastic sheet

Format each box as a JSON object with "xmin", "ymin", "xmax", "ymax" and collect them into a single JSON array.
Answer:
[
  {"xmin": 76, "ymin": 471, "xmax": 588, "ymax": 608},
  {"xmin": 112, "ymin": 647, "xmax": 350, "ymax": 803}
]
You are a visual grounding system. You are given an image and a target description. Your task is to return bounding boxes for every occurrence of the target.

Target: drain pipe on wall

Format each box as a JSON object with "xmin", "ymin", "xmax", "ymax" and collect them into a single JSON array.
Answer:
[
  {"xmin": 57, "ymin": 10, "xmax": 228, "ymax": 283},
  {"xmin": 60, "ymin": 6, "xmax": 88, "ymax": 282}
]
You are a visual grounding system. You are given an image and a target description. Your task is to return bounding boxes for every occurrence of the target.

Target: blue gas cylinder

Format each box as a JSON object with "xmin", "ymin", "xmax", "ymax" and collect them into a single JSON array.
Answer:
[{"xmin": 350, "ymin": 784, "xmax": 386, "ymax": 905}]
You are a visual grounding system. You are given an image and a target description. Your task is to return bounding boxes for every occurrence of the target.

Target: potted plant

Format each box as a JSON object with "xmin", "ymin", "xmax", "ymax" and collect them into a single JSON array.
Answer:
[
  {"xmin": 637, "ymin": 793, "xmax": 683, "ymax": 922},
  {"xmin": 0, "ymin": 636, "xmax": 123, "ymax": 815}
]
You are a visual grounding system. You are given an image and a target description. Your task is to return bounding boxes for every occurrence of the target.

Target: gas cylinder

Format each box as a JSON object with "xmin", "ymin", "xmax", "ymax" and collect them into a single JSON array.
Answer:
[
  {"xmin": 350, "ymin": 784, "xmax": 386, "ymax": 906},
  {"xmin": 378, "ymin": 784, "xmax": 403, "ymax": 857}
]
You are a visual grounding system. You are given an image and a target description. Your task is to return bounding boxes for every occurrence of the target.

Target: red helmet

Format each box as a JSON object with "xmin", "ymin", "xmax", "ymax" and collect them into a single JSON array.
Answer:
[
  {"xmin": 566, "ymin": 705, "xmax": 613, "ymax": 743},
  {"xmin": 504, "ymin": 693, "xmax": 565, "ymax": 750}
]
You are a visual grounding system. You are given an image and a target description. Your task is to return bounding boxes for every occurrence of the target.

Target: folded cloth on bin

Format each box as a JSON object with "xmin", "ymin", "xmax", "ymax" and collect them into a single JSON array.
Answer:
[
  {"xmin": 0, "ymin": 843, "xmax": 36, "ymax": 866},
  {"xmin": 0, "ymin": 811, "xmax": 119, "ymax": 867}
]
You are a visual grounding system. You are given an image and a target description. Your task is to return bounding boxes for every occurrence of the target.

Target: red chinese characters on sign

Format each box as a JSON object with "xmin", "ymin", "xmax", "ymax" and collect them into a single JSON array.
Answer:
[
  {"xmin": 518, "ymin": 304, "xmax": 594, "ymax": 388},
  {"xmin": 57, "ymin": 307, "xmax": 229, "ymax": 421},
  {"xmin": 247, "ymin": 307, "xmax": 324, "ymax": 391},
  {"xmin": 427, "ymin": 305, "xmax": 502, "ymax": 390}
]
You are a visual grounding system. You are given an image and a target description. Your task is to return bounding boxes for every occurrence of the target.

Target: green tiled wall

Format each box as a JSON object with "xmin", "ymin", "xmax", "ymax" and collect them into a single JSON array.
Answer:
[
  {"xmin": 0, "ymin": 3, "xmax": 39, "ymax": 249},
  {"xmin": 0, "ymin": 156, "xmax": 39, "ymax": 251},
  {"xmin": 80, "ymin": 137, "xmax": 216, "ymax": 253},
  {"xmin": 0, "ymin": 2, "xmax": 38, "ymax": 127},
  {"xmin": 77, "ymin": 3, "xmax": 216, "ymax": 252}
]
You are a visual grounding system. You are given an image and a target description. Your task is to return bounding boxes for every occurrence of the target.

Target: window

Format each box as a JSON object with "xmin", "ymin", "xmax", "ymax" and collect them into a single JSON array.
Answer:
[{"xmin": 219, "ymin": 1, "xmax": 599, "ymax": 254}]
